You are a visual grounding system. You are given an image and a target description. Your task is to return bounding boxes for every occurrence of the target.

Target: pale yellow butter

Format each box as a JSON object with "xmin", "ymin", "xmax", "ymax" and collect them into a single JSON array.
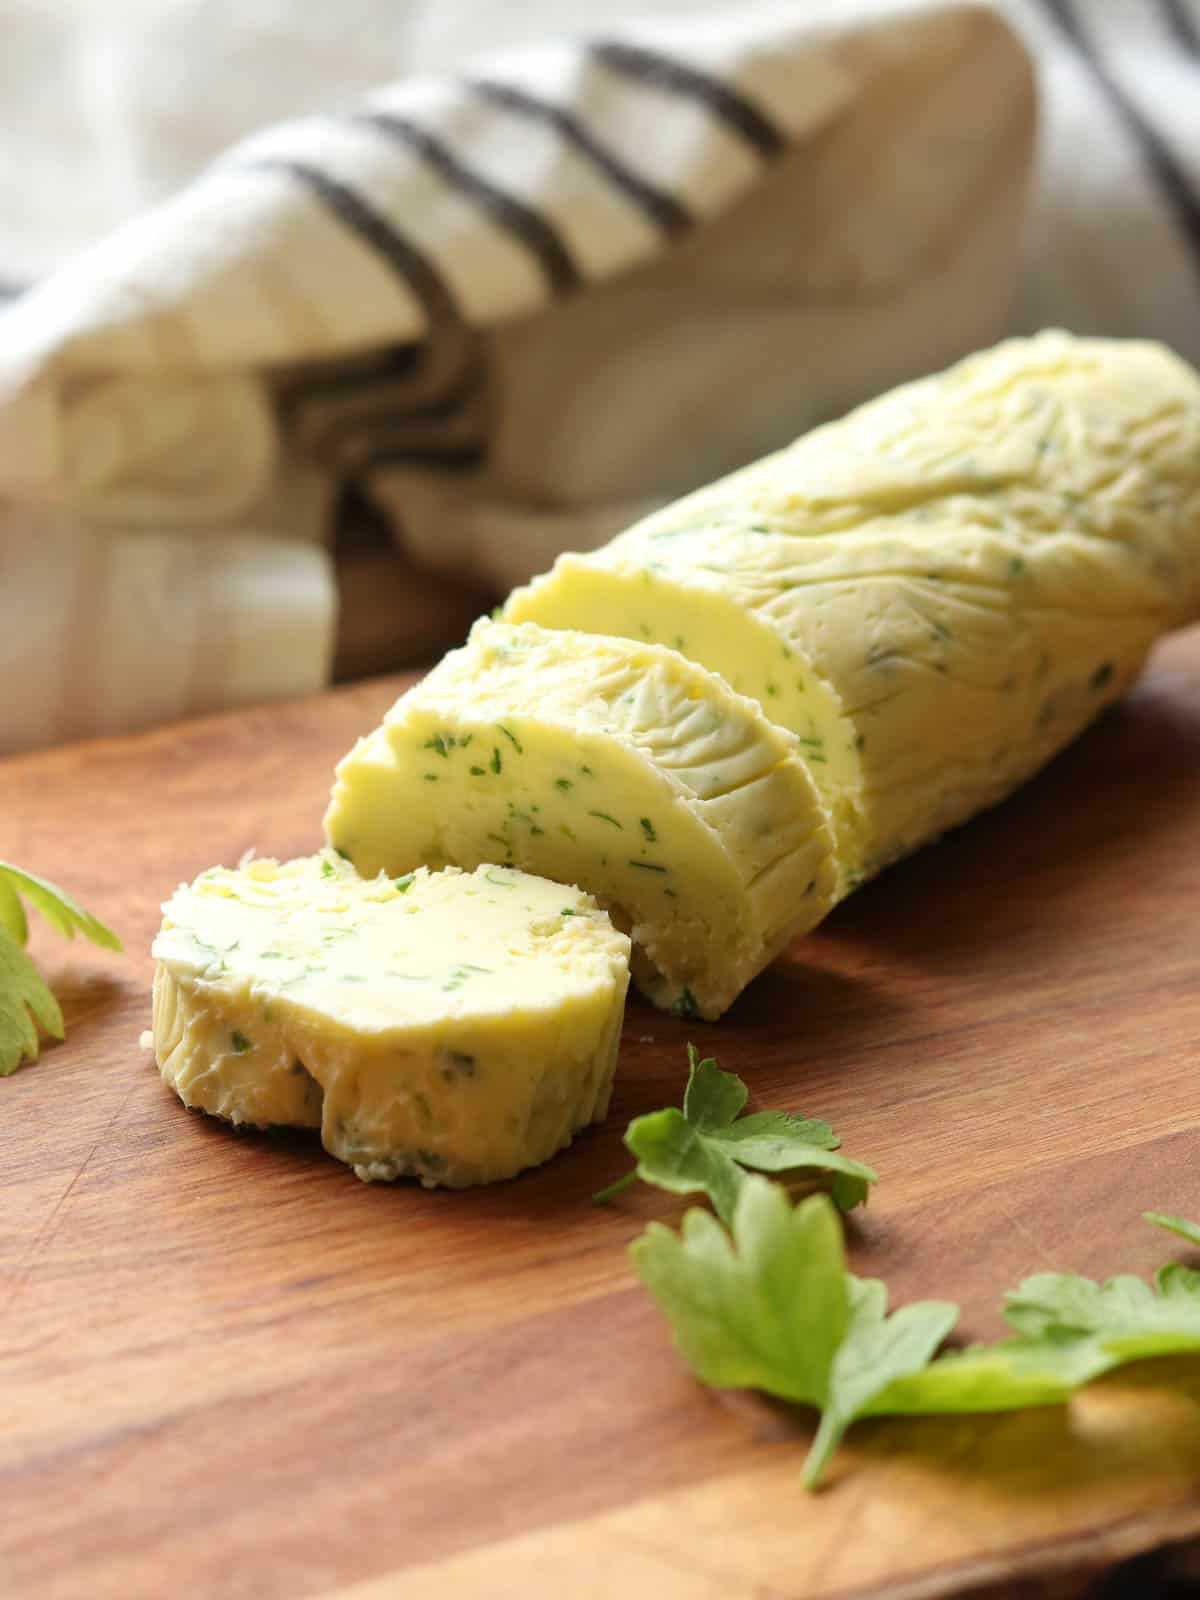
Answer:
[
  {"xmin": 324, "ymin": 622, "xmax": 838, "ymax": 1020},
  {"xmin": 506, "ymin": 333, "xmax": 1200, "ymax": 880},
  {"xmin": 148, "ymin": 852, "xmax": 630, "ymax": 1186}
]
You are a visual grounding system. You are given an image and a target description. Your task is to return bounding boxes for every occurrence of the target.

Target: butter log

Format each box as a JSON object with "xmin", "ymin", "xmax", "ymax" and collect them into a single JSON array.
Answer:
[{"xmin": 505, "ymin": 333, "xmax": 1200, "ymax": 883}]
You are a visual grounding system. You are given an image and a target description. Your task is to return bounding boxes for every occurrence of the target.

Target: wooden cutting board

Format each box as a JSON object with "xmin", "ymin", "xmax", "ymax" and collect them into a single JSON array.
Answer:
[{"xmin": 5, "ymin": 631, "xmax": 1200, "ymax": 1600}]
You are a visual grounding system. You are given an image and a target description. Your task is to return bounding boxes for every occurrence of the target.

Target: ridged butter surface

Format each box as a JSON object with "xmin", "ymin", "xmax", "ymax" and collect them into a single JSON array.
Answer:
[
  {"xmin": 507, "ymin": 333, "xmax": 1200, "ymax": 879},
  {"xmin": 324, "ymin": 622, "xmax": 838, "ymax": 1020},
  {"xmin": 148, "ymin": 852, "xmax": 630, "ymax": 1186}
]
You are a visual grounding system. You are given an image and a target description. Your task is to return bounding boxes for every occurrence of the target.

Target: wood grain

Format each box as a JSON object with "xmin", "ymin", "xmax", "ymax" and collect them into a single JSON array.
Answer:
[{"xmin": 4, "ymin": 632, "xmax": 1200, "ymax": 1600}]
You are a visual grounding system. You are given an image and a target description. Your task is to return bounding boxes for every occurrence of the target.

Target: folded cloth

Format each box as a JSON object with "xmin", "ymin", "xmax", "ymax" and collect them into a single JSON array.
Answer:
[{"xmin": 0, "ymin": 1, "xmax": 1038, "ymax": 754}]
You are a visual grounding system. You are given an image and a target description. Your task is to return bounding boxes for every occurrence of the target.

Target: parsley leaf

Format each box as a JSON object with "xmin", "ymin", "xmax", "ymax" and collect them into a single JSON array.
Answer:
[
  {"xmin": 812, "ymin": 1276, "xmax": 959, "ymax": 1486},
  {"xmin": 631, "ymin": 1179, "xmax": 955, "ymax": 1487},
  {"xmin": 0, "ymin": 862, "xmax": 122, "ymax": 951},
  {"xmin": 594, "ymin": 1044, "xmax": 876, "ymax": 1220},
  {"xmin": 1003, "ymin": 1261, "xmax": 1200, "ymax": 1359},
  {"xmin": 0, "ymin": 929, "xmax": 65, "ymax": 1076},
  {"xmin": 877, "ymin": 1227, "xmax": 1200, "ymax": 1417},
  {"xmin": 865, "ymin": 1328, "xmax": 1107, "ymax": 1418},
  {"xmin": 1145, "ymin": 1211, "xmax": 1200, "ymax": 1249},
  {"xmin": 635, "ymin": 1190, "xmax": 1200, "ymax": 1489},
  {"xmin": 0, "ymin": 864, "xmax": 121, "ymax": 1075}
]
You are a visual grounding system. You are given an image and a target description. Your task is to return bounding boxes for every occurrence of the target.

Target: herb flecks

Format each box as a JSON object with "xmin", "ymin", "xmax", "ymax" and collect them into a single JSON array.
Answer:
[
  {"xmin": 1090, "ymin": 661, "xmax": 1114, "ymax": 692},
  {"xmin": 443, "ymin": 962, "xmax": 493, "ymax": 992},
  {"xmin": 441, "ymin": 1049, "xmax": 478, "ymax": 1081},
  {"xmin": 671, "ymin": 988, "xmax": 699, "ymax": 1020}
]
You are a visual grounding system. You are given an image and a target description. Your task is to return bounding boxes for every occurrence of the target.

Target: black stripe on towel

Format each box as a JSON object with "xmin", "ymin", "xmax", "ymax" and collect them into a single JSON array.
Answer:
[
  {"xmin": 247, "ymin": 156, "xmax": 462, "ymax": 329},
  {"xmin": 356, "ymin": 437, "xmax": 487, "ymax": 474},
  {"xmin": 277, "ymin": 344, "xmax": 423, "ymax": 413},
  {"xmin": 251, "ymin": 160, "xmax": 491, "ymax": 470},
  {"xmin": 1160, "ymin": 0, "xmax": 1200, "ymax": 56},
  {"xmin": 1041, "ymin": 0, "xmax": 1200, "ymax": 263},
  {"xmin": 351, "ymin": 110, "xmax": 582, "ymax": 295},
  {"xmin": 589, "ymin": 40, "xmax": 785, "ymax": 159},
  {"xmin": 292, "ymin": 357, "xmax": 489, "ymax": 464},
  {"xmin": 464, "ymin": 76, "xmax": 692, "ymax": 236}
]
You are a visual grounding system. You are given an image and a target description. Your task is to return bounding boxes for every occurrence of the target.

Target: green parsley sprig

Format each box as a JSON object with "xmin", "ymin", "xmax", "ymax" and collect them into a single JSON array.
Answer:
[
  {"xmin": 594, "ymin": 1044, "xmax": 877, "ymax": 1220},
  {"xmin": 1143, "ymin": 1212, "xmax": 1200, "ymax": 1249},
  {"xmin": 0, "ymin": 862, "xmax": 121, "ymax": 1076},
  {"xmin": 632, "ymin": 1183, "xmax": 1200, "ymax": 1489}
]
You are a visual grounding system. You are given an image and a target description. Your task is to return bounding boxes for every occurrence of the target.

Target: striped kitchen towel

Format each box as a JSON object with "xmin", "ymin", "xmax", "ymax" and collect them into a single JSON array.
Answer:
[
  {"xmin": 1008, "ymin": 0, "xmax": 1200, "ymax": 349},
  {"xmin": 0, "ymin": 2, "xmax": 1040, "ymax": 753}
]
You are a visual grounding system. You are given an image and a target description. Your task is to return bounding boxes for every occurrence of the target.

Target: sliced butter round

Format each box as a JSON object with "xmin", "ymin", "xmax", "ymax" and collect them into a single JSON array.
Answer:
[
  {"xmin": 148, "ymin": 852, "xmax": 630, "ymax": 1186},
  {"xmin": 324, "ymin": 622, "xmax": 838, "ymax": 1020},
  {"xmin": 506, "ymin": 333, "xmax": 1200, "ymax": 881}
]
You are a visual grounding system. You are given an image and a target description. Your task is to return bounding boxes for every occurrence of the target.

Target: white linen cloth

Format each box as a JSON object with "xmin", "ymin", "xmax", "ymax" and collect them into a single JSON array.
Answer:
[{"xmin": 0, "ymin": 0, "xmax": 1196, "ymax": 754}]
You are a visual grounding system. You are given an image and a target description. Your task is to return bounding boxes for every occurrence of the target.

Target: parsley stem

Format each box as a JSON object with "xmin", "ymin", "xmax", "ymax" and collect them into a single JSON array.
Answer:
[
  {"xmin": 592, "ymin": 1169, "xmax": 638, "ymax": 1205},
  {"xmin": 802, "ymin": 1408, "xmax": 844, "ymax": 1491}
]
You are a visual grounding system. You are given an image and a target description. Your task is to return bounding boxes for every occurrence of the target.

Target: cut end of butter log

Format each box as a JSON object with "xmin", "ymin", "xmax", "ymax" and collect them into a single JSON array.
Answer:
[
  {"xmin": 324, "ymin": 622, "xmax": 839, "ymax": 1020},
  {"xmin": 146, "ymin": 852, "xmax": 631, "ymax": 1186}
]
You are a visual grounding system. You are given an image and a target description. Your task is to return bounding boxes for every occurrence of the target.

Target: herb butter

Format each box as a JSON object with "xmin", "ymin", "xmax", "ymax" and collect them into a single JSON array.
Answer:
[
  {"xmin": 324, "ymin": 622, "xmax": 838, "ymax": 1020},
  {"xmin": 506, "ymin": 333, "xmax": 1200, "ymax": 881},
  {"xmin": 147, "ymin": 852, "xmax": 630, "ymax": 1185}
]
